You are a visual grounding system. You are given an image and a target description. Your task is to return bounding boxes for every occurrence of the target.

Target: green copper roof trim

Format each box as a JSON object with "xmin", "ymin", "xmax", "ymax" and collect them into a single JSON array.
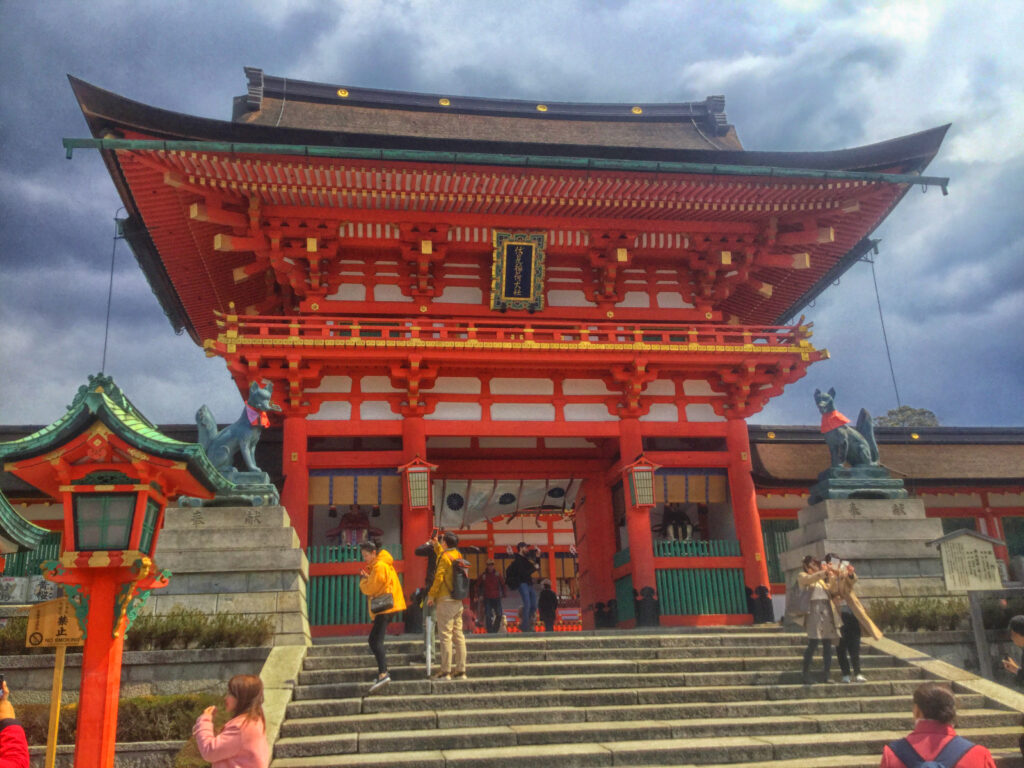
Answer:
[
  {"xmin": 63, "ymin": 138, "xmax": 949, "ymax": 193},
  {"xmin": 0, "ymin": 374, "xmax": 236, "ymax": 497},
  {"xmin": 0, "ymin": 488, "xmax": 49, "ymax": 553}
]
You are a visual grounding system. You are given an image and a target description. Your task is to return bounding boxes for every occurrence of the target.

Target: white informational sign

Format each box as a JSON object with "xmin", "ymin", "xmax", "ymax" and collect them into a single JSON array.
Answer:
[{"xmin": 940, "ymin": 537, "xmax": 1003, "ymax": 593}]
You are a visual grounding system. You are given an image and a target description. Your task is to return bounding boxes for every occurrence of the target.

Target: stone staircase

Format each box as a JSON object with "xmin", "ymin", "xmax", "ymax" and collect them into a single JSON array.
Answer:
[{"xmin": 271, "ymin": 628, "xmax": 1023, "ymax": 767}]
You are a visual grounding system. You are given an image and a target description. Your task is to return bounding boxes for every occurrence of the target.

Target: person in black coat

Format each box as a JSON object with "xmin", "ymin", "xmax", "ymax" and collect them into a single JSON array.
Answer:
[
  {"xmin": 506, "ymin": 543, "xmax": 539, "ymax": 632},
  {"xmin": 538, "ymin": 579, "xmax": 558, "ymax": 632}
]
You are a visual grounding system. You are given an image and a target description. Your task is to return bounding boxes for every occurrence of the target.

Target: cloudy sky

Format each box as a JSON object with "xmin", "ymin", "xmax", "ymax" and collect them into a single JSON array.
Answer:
[{"xmin": 1, "ymin": 0, "xmax": 1021, "ymax": 428}]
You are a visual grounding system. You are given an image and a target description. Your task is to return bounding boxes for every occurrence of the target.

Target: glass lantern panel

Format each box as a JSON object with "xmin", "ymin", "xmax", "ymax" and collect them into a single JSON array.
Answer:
[
  {"xmin": 138, "ymin": 500, "xmax": 160, "ymax": 555},
  {"xmin": 407, "ymin": 471, "xmax": 430, "ymax": 508},
  {"xmin": 73, "ymin": 493, "xmax": 136, "ymax": 550},
  {"xmin": 630, "ymin": 470, "xmax": 655, "ymax": 507}
]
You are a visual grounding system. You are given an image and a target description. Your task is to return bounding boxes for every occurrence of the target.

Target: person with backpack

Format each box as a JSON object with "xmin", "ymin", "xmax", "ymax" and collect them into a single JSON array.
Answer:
[
  {"xmin": 879, "ymin": 682, "xmax": 995, "ymax": 768},
  {"xmin": 506, "ymin": 542, "xmax": 539, "ymax": 632},
  {"xmin": 358, "ymin": 541, "xmax": 406, "ymax": 692},
  {"xmin": 426, "ymin": 531, "xmax": 469, "ymax": 680}
]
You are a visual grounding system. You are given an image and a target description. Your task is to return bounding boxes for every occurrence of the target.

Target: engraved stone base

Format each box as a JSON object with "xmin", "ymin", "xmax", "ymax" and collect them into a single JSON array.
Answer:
[
  {"xmin": 151, "ymin": 506, "xmax": 309, "ymax": 646},
  {"xmin": 807, "ymin": 466, "xmax": 908, "ymax": 505},
  {"xmin": 781, "ymin": 499, "xmax": 947, "ymax": 604}
]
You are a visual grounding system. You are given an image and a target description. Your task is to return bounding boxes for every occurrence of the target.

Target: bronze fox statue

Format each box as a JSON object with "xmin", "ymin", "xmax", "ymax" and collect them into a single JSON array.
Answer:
[
  {"xmin": 197, "ymin": 381, "xmax": 281, "ymax": 476},
  {"xmin": 814, "ymin": 387, "xmax": 879, "ymax": 468}
]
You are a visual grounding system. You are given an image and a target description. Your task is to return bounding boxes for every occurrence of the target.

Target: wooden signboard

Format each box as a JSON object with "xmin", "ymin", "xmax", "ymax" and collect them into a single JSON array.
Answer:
[
  {"xmin": 939, "ymin": 536, "xmax": 1002, "ymax": 593},
  {"xmin": 490, "ymin": 231, "xmax": 546, "ymax": 312},
  {"xmin": 26, "ymin": 597, "xmax": 84, "ymax": 648}
]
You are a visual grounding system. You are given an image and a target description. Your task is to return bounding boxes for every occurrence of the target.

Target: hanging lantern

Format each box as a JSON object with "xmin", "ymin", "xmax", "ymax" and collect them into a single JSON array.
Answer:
[
  {"xmin": 397, "ymin": 456, "xmax": 438, "ymax": 512},
  {"xmin": 624, "ymin": 455, "xmax": 661, "ymax": 510}
]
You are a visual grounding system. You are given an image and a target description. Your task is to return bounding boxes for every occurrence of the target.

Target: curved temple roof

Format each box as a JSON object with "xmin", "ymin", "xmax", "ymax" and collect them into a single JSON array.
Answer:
[{"xmin": 67, "ymin": 73, "xmax": 949, "ymax": 341}]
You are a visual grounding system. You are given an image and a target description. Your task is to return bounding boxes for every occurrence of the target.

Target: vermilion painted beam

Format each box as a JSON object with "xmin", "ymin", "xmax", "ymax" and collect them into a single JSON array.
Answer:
[{"xmin": 306, "ymin": 451, "xmax": 405, "ymax": 468}]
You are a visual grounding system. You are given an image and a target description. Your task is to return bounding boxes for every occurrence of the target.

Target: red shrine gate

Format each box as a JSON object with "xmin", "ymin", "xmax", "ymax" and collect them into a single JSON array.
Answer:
[{"xmin": 68, "ymin": 69, "xmax": 948, "ymax": 632}]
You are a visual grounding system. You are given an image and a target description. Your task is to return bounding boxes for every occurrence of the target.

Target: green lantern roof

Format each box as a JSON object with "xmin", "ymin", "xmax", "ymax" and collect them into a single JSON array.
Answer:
[
  {"xmin": 0, "ymin": 373, "xmax": 235, "ymax": 497},
  {"xmin": 0, "ymin": 487, "xmax": 49, "ymax": 553}
]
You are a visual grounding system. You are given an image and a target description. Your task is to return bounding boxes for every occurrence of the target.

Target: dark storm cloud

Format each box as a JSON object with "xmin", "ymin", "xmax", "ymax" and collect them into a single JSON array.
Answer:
[{"xmin": 1, "ymin": 0, "xmax": 1022, "ymax": 428}]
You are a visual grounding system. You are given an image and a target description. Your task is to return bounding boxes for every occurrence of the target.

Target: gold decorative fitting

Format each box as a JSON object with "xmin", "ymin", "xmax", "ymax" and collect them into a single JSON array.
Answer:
[
  {"xmin": 536, "ymin": 104, "xmax": 548, "ymax": 112},
  {"xmin": 438, "ymin": 98, "xmax": 451, "ymax": 106},
  {"xmin": 606, "ymin": 311, "xmax": 614, "ymax": 318},
  {"xmin": 767, "ymin": 431, "xmax": 776, "ymax": 439},
  {"xmin": 337, "ymin": 88, "xmax": 349, "ymax": 98},
  {"xmin": 911, "ymin": 433, "xmax": 920, "ymax": 440},
  {"xmin": 631, "ymin": 106, "xmax": 643, "ymax": 114},
  {"xmin": 705, "ymin": 312, "xmax": 713, "ymax": 320},
  {"xmin": 310, "ymin": 303, "xmax": 319, "ymax": 311},
  {"xmin": 419, "ymin": 305, "xmax": 428, "ymax": 313}
]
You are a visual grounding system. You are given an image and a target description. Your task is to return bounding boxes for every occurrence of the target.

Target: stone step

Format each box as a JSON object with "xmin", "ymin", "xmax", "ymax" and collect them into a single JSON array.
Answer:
[
  {"xmin": 304, "ymin": 632, "xmax": 811, "ymax": 655},
  {"xmin": 695, "ymin": 747, "xmax": 1024, "ymax": 768},
  {"xmin": 291, "ymin": 666, "xmax": 923, "ymax": 700},
  {"xmin": 269, "ymin": 726, "xmax": 1020, "ymax": 767},
  {"xmin": 277, "ymin": 693, "xmax": 993, "ymax": 738},
  {"xmin": 303, "ymin": 645, "xmax": 891, "ymax": 668},
  {"xmin": 272, "ymin": 709, "xmax": 1016, "ymax": 758},
  {"xmin": 286, "ymin": 679, "xmax": 925, "ymax": 718},
  {"xmin": 298, "ymin": 654, "xmax": 899, "ymax": 683}
]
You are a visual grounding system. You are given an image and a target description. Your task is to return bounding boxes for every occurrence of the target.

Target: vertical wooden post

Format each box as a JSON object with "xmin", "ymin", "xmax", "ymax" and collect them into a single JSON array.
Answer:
[
  {"xmin": 726, "ymin": 418, "xmax": 770, "ymax": 591},
  {"xmin": 620, "ymin": 418, "xmax": 655, "ymax": 599},
  {"xmin": 73, "ymin": 572, "xmax": 124, "ymax": 768},
  {"xmin": 576, "ymin": 474, "xmax": 617, "ymax": 629},
  {"xmin": 401, "ymin": 416, "xmax": 430, "ymax": 594},
  {"xmin": 968, "ymin": 590, "xmax": 992, "ymax": 680},
  {"xmin": 45, "ymin": 645, "xmax": 66, "ymax": 768},
  {"xmin": 282, "ymin": 416, "xmax": 309, "ymax": 546}
]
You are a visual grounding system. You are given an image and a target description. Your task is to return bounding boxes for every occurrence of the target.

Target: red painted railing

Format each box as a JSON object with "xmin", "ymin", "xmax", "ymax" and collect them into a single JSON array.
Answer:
[{"xmin": 215, "ymin": 313, "xmax": 814, "ymax": 351}]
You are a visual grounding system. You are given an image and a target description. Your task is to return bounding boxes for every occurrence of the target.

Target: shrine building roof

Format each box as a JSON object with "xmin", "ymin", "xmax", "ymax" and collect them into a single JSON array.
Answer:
[{"xmin": 67, "ymin": 72, "xmax": 949, "ymax": 343}]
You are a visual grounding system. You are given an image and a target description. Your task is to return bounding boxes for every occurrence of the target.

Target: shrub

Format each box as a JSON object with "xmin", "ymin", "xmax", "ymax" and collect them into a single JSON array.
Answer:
[
  {"xmin": 18, "ymin": 692, "xmax": 222, "ymax": 745},
  {"xmin": 868, "ymin": 597, "xmax": 968, "ymax": 633},
  {"xmin": 0, "ymin": 617, "xmax": 53, "ymax": 656}
]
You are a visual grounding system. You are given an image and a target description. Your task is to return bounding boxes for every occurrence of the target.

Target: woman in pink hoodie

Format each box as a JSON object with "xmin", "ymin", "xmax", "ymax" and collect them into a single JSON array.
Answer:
[{"xmin": 193, "ymin": 674, "xmax": 270, "ymax": 768}]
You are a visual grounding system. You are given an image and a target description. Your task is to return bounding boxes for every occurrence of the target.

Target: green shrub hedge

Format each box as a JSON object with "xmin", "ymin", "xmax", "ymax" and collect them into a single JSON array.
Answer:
[
  {"xmin": 1, "ymin": 606, "xmax": 273, "ymax": 654},
  {"xmin": 868, "ymin": 597, "xmax": 967, "ymax": 632}
]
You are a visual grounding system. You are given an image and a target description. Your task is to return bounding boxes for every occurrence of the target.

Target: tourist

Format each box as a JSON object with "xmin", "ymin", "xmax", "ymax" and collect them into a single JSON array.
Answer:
[
  {"xmin": 0, "ymin": 680, "xmax": 29, "ymax": 768},
  {"xmin": 797, "ymin": 554, "xmax": 838, "ymax": 684},
  {"xmin": 538, "ymin": 579, "xmax": 558, "ymax": 632},
  {"xmin": 359, "ymin": 540, "xmax": 407, "ymax": 692},
  {"xmin": 1001, "ymin": 614, "xmax": 1024, "ymax": 686},
  {"xmin": 427, "ymin": 531, "xmax": 467, "ymax": 680},
  {"xmin": 192, "ymin": 674, "xmax": 270, "ymax": 768},
  {"xmin": 828, "ymin": 554, "xmax": 883, "ymax": 683},
  {"xmin": 476, "ymin": 559, "xmax": 506, "ymax": 633},
  {"xmin": 879, "ymin": 682, "xmax": 995, "ymax": 768},
  {"xmin": 506, "ymin": 542, "xmax": 539, "ymax": 632}
]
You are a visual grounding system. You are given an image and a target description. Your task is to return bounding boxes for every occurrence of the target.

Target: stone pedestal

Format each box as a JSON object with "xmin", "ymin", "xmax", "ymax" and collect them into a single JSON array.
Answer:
[
  {"xmin": 779, "ymin": 498, "xmax": 946, "ymax": 601},
  {"xmin": 150, "ymin": 506, "xmax": 310, "ymax": 645}
]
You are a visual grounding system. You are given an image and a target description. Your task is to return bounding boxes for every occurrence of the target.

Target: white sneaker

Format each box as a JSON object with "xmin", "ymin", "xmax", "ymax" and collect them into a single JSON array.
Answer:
[
  {"xmin": 854, "ymin": 674, "xmax": 867, "ymax": 682},
  {"xmin": 841, "ymin": 675, "xmax": 851, "ymax": 683}
]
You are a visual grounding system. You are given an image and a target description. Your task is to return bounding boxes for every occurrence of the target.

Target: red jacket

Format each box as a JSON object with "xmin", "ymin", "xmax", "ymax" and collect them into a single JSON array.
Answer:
[
  {"xmin": 879, "ymin": 720, "xmax": 995, "ymax": 768},
  {"xmin": 477, "ymin": 570, "xmax": 506, "ymax": 599},
  {"xmin": 0, "ymin": 720, "xmax": 29, "ymax": 768}
]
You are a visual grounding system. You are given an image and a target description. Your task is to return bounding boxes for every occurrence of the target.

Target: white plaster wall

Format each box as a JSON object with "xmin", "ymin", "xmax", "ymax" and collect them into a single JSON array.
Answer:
[
  {"xmin": 435, "ymin": 286, "xmax": 483, "ymax": 304},
  {"xmin": 640, "ymin": 404, "xmax": 679, "ymax": 422},
  {"xmin": 643, "ymin": 380, "xmax": 675, "ymax": 396},
  {"xmin": 425, "ymin": 402, "xmax": 483, "ymax": 420},
  {"xmin": 490, "ymin": 378, "xmax": 553, "ymax": 395},
  {"xmin": 919, "ymin": 494, "xmax": 982, "ymax": 508},
  {"xmin": 564, "ymin": 404, "xmax": 617, "ymax": 421},
  {"xmin": 547, "ymin": 290, "xmax": 592, "ymax": 307},
  {"xmin": 374, "ymin": 284, "xmax": 413, "ymax": 302},
  {"xmin": 427, "ymin": 437, "xmax": 472, "ymax": 449},
  {"xmin": 491, "ymin": 403, "xmax": 555, "ymax": 421},
  {"xmin": 431, "ymin": 377, "xmax": 482, "ymax": 394},
  {"xmin": 309, "ymin": 401, "xmax": 353, "ymax": 420},
  {"xmin": 361, "ymin": 376, "xmax": 402, "ymax": 393},
  {"xmin": 656, "ymin": 292, "xmax": 693, "ymax": 308},
  {"xmin": 619, "ymin": 291, "xmax": 650, "ymax": 308},
  {"xmin": 563, "ymin": 379, "xmax": 612, "ymax": 395},
  {"xmin": 685, "ymin": 404, "xmax": 724, "ymax": 422},
  {"xmin": 360, "ymin": 401, "xmax": 402, "ymax": 420},
  {"xmin": 987, "ymin": 493, "xmax": 1024, "ymax": 507},
  {"xmin": 326, "ymin": 283, "xmax": 366, "ymax": 301},
  {"xmin": 307, "ymin": 376, "xmax": 352, "ymax": 393},
  {"xmin": 683, "ymin": 380, "xmax": 715, "ymax": 396}
]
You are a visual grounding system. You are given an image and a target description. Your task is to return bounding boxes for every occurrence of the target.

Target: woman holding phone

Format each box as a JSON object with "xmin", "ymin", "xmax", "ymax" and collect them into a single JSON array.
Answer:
[
  {"xmin": 192, "ymin": 674, "xmax": 269, "ymax": 768},
  {"xmin": 797, "ymin": 555, "xmax": 839, "ymax": 684},
  {"xmin": 359, "ymin": 540, "xmax": 406, "ymax": 692}
]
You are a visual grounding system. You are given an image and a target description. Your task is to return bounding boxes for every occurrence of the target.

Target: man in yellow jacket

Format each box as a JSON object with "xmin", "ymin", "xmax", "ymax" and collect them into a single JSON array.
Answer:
[{"xmin": 427, "ymin": 531, "xmax": 467, "ymax": 680}]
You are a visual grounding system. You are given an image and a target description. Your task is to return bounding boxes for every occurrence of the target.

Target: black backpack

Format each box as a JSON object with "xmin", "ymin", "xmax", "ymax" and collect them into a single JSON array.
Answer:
[
  {"xmin": 450, "ymin": 556, "xmax": 471, "ymax": 600},
  {"xmin": 887, "ymin": 735, "xmax": 975, "ymax": 768},
  {"xmin": 505, "ymin": 562, "xmax": 521, "ymax": 590}
]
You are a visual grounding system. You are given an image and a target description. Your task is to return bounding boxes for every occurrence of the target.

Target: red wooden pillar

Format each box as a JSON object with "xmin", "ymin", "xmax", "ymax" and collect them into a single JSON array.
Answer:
[
  {"xmin": 579, "ymin": 474, "xmax": 617, "ymax": 628},
  {"xmin": 981, "ymin": 493, "xmax": 1009, "ymax": 563},
  {"xmin": 726, "ymin": 418, "xmax": 770, "ymax": 590},
  {"xmin": 620, "ymin": 418, "xmax": 656, "ymax": 595},
  {"xmin": 401, "ymin": 416, "xmax": 430, "ymax": 593},
  {"xmin": 281, "ymin": 415, "xmax": 309, "ymax": 546}
]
